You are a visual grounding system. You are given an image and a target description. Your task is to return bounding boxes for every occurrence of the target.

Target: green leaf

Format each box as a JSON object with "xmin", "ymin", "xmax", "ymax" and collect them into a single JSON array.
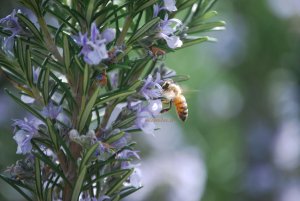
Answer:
[
  {"xmin": 95, "ymin": 90, "xmax": 136, "ymax": 107},
  {"xmin": 16, "ymin": 38, "xmax": 25, "ymax": 71},
  {"xmin": 5, "ymin": 89, "xmax": 45, "ymax": 121},
  {"xmin": 74, "ymin": 56, "xmax": 85, "ymax": 72},
  {"xmin": 83, "ymin": 64, "xmax": 89, "ymax": 95},
  {"xmin": 128, "ymin": 17, "xmax": 160, "ymax": 44},
  {"xmin": 0, "ymin": 174, "xmax": 34, "ymax": 201},
  {"xmin": 179, "ymin": 36, "xmax": 215, "ymax": 49},
  {"xmin": 177, "ymin": 0, "xmax": 198, "ymax": 11},
  {"xmin": 187, "ymin": 21, "xmax": 226, "ymax": 34},
  {"xmin": 105, "ymin": 131, "xmax": 125, "ymax": 144},
  {"xmin": 199, "ymin": 10, "xmax": 218, "ymax": 20},
  {"xmin": 63, "ymin": 35, "xmax": 71, "ymax": 71},
  {"xmin": 200, "ymin": 0, "xmax": 218, "ymax": 15},
  {"xmin": 71, "ymin": 166, "xmax": 87, "ymax": 201},
  {"xmin": 106, "ymin": 169, "xmax": 134, "ymax": 196},
  {"xmin": 32, "ymin": 142, "xmax": 71, "ymax": 187},
  {"xmin": 45, "ymin": 8, "xmax": 78, "ymax": 32},
  {"xmin": 135, "ymin": 0, "xmax": 157, "ymax": 13},
  {"xmin": 78, "ymin": 88, "xmax": 100, "ymax": 132},
  {"xmin": 79, "ymin": 143, "xmax": 99, "ymax": 171},
  {"xmin": 86, "ymin": 0, "xmax": 97, "ymax": 25},
  {"xmin": 34, "ymin": 158, "xmax": 43, "ymax": 201},
  {"xmin": 17, "ymin": 13, "xmax": 43, "ymax": 42},
  {"xmin": 46, "ymin": 119, "xmax": 59, "ymax": 150},
  {"xmin": 83, "ymin": 169, "xmax": 131, "ymax": 191},
  {"xmin": 120, "ymin": 186, "xmax": 143, "ymax": 199},
  {"xmin": 52, "ymin": 0, "xmax": 83, "ymax": 26},
  {"xmin": 43, "ymin": 66, "xmax": 50, "ymax": 104},
  {"xmin": 25, "ymin": 47, "xmax": 33, "ymax": 86},
  {"xmin": 49, "ymin": 72, "xmax": 77, "ymax": 106},
  {"xmin": 112, "ymin": 195, "xmax": 120, "ymax": 201}
]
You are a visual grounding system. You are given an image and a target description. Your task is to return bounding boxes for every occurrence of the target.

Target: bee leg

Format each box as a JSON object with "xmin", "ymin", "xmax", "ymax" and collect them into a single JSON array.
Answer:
[
  {"xmin": 161, "ymin": 98, "xmax": 169, "ymax": 104},
  {"xmin": 161, "ymin": 101, "xmax": 172, "ymax": 113}
]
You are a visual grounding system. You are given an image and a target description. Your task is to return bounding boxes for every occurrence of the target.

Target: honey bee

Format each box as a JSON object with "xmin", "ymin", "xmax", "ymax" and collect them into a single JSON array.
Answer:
[{"xmin": 161, "ymin": 79, "xmax": 188, "ymax": 122}]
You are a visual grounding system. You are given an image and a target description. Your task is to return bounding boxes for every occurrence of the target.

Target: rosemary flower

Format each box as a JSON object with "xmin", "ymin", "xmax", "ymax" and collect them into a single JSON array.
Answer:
[{"xmin": 73, "ymin": 23, "xmax": 116, "ymax": 65}]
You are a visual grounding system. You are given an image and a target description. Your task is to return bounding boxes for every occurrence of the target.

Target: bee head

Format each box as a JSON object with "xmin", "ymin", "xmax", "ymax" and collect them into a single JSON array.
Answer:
[{"xmin": 162, "ymin": 80, "xmax": 173, "ymax": 90}]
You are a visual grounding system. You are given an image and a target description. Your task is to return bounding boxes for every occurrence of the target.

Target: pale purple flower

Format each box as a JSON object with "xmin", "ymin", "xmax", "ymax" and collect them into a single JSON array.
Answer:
[
  {"xmin": 21, "ymin": 94, "xmax": 35, "ymax": 104},
  {"xmin": 135, "ymin": 109, "xmax": 156, "ymax": 135},
  {"xmin": 129, "ymin": 168, "xmax": 142, "ymax": 188},
  {"xmin": 153, "ymin": 4, "xmax": 161, "ymax": 17},
  {"xmin": 118, "ymin": 149, "xmax": 141, "ymax": 160},
  {"xmin": 139, "ymin": 74, "xmax": 162, "ymax": 101},
  {"xmin": 147, "ymin": 100, "xmax": 163, "ymax": 116},
  {"xmin": 13, "ymin": 118, "xmax": 42, "ymax": 154},
  {"xmin": 73, "ymin": 23, "xmax": 116, "ymax": 65},
  {"xmin": 157, "ymin": 15, "xmax": 183, "ymax": 49},
  {"xmin": 42, "ymin": 102, "xmax": 62, "ymax": 120},
  {"xmin": 0, "ymin": 9, "xmax": 23, "ymax": 49},
  {"xmin": 153, "ymin": 0, "xmax": 177, "ymax": 17},
  {"xmin": 118, "ymin": 149, "xmax": 141, "ymax": 169},
  {"xmin": 13, "ymin": 130, "xmax": 34, "ymax": 154},
  {"xmin": 102, "ymin": 28, "xmax": 116, "ymax": 43},
  {"xmin": 161, "ymin": 35, "xmax": 183, "ymax": 49},
  {"xmin": 111, "ymin": 133, "xmax": 129, "ymax": 149},
  {"xmin": 132, "ymin": 99, "xmax": 162, "ymax": 135},
  {"xmin": 163, "ymin": 0, "xmax": 177, "ymax": 12}
]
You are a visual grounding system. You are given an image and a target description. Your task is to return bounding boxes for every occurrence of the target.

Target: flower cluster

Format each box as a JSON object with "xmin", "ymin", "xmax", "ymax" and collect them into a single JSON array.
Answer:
[
  {"xmin": 154, "ymin": 0, "xmax": 183, "ymax": 49},
  {"xmin": 0, "ymin": 0, "xmax": 222, "ymax": 200},
  {"xmin": 0, "ymin": 9, "xmax": 23, "ymax": 50},
  {"xmin": 73, "ymin": 23, "xmax": 116, "ymax": 65}
]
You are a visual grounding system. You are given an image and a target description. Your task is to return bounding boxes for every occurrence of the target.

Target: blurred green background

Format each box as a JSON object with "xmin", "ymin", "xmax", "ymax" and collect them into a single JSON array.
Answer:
[{"xmin": 1, "ymin": 0, "xmax": 300, "ymax": 201}]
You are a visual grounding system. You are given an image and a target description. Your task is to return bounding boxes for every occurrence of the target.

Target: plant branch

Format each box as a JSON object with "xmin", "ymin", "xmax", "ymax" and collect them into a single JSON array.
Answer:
[
  {"xmin": 37, "ymin": 16, "xmax": 64, "ymax": 64},
  {"xmin": 116, "ymin": 15, "xmax": 133, "ymax": 46}
]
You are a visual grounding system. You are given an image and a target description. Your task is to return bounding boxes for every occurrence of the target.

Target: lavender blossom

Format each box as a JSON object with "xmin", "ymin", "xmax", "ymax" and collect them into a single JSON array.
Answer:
[
  {"xmin": 118, "ymin": 149, "xmax": 141, "ymax": 169},
  {"xmin": 153, "ymin": 0, "xmax": 177, "ymax": 17},
  {"xmin": 157, "ymin": 15, "xmax": 183, "ymax": 49},
  {"xmin": 153, "ymin": 4, "xmax": 161, "ymax": 17},
  {"xmin": 102, "ymin": 28, "xmax": 116, "ymax": 43},
  {"xmin": 129, "ymin": 168, "xmax": 142, "ymax": 188},
  {"xmin": 73, "ymin": 23, "xmax": 116, "ymax": 65},
  {"xmin": 147, "ymin": 100, "xmax": 163, "ymax": 116},
  {"xmin": 111, "ymin": 132, "xmax": 130, "ymax": 149},
  {"xmin": 13, "ymin": 118, "xmax": 42, "ymax": 154},
  {"xmin": 139, "ymin": 74, "xmax": 162, "ymax": 101},
  {"xmin": 132, "ymin": 100, "xmax": 163, "ymax": 135},
  {"xmin": 21, "ymin": 94, "xmax": 35, "ymax": 104},
  {"xmin": 0, "ymin": 9, "xmax": 23, "ymax": 49},
  {"xmin": 163, "ymin": 0, "xmax": 178, "ymax": 12},
  {"xmin": 42, "ymin": 102, "xmax": 62, "ymax": 120}
]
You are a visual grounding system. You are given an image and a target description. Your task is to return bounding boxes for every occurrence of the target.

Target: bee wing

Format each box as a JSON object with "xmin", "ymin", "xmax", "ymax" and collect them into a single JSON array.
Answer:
[{"xmin": 163, "ymin": 75, "xmax": 190, "ymax": 83}]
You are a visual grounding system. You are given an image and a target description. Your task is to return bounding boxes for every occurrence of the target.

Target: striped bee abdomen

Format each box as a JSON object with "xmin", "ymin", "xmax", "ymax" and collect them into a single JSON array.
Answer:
[{"xmin": 174, "ymin": 95, "xmax": 188, "ymax": 122}]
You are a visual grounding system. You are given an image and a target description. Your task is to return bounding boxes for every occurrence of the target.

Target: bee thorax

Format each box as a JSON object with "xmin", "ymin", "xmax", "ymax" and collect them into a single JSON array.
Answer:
[{"xmin": 163, "ymin": 90, "xmax": 177, "ymax": 100}]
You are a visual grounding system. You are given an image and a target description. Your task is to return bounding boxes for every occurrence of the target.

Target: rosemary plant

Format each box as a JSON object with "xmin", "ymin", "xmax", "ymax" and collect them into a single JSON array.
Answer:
[{"xmin": 0, "ymin": 0, "xmax": 224, "ymax": 200}]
